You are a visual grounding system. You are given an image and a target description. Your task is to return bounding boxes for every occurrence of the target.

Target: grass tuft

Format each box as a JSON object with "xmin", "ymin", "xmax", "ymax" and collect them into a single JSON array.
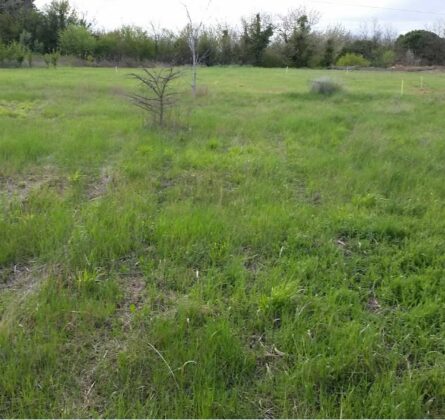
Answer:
[{"xmin": 310, "ymin": 77, "xmax": 343, "ymax": 95}]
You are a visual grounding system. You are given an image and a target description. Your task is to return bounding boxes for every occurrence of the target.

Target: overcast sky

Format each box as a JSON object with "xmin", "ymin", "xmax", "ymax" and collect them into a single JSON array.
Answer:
[{"xmin": 33, "ymin": 0, "xmax": 445, "ymax": 34}]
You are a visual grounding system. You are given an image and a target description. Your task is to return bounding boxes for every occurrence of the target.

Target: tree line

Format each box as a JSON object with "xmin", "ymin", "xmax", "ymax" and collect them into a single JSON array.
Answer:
[{"xmin": 2, "ymin": 0, "xmax": 445, "ymax": 68}]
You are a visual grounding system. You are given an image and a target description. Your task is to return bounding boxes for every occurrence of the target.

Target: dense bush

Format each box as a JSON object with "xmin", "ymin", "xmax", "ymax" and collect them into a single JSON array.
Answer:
[{"xmin": 336, "ymin": 53, "xmax": 370, "ymax": 67}]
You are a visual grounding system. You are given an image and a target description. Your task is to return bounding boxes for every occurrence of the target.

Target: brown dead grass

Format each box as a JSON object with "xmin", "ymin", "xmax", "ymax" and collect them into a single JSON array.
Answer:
[
  {"xmin": 0, "ymin": 264, "xmax": 48, "ymax": 332},
  {"xmin": 88, "ymin": 167, "xmax": 116, "ymax": 200},
  {"xmin": 0, "ymin": 263, "xmax": 42, "ymax": 293}
]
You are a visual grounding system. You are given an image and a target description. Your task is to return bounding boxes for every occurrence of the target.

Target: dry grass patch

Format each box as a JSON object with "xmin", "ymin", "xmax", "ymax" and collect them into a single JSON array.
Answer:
[
  {"xmin": 87, "ymin": 166, "xmax": 116, "ymax": 200},
  {"xmin": 0, "ymin": 167, "xmax": 66, "ymax": 202}
]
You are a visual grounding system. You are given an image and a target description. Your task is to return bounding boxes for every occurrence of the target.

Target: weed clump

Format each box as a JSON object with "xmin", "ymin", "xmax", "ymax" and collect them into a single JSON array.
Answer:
[{"xmin": 310, "ymin": 77, "xmax": 343, "ymax": 96}]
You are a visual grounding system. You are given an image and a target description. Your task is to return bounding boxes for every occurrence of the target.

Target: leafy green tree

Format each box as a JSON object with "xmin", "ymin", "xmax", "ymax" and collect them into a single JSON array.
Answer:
[
  {"xmin": 0, "ymin": 12, "xmax": 19, "ymax": 43},
  {"xmin": 0, "ymin": 0, "xmax": 38, "ymax": 45},
  {"xmin": 38, "ymin": 0, "xmax": 82, "ymax": 52},
  {"xmin": 322, "ymin": 38, "xmax": 336, "ymax": 67},
  {"xmin": 0, "ymin": 0, "xmax": 35, "ymax": 14},
  {"xmin": 94, "ymin": 31, "xmax": 121, "ymax": 62},
  {"xmin": 119, "ymin": 26, "xmax": 154, "ymax": 62},
  {"xmin": 198, "ymin": 30, "xmax": 218, "ymax": 66},
  {"xmin": 276, "ymin": 9, "xmax": 320, "ymax": 67},
  {"xmin": 396, "ymin": 30, "xmax": 445, "ymax": 65},
  {"xmin": 219, "ymin": 28, "xmax": 233, "ymax": 65},
  {"xmin": 288, "ymin": 15, "xmax": 313, "ymax": 67},
  {"xmin": 59, "ymin": 24, "xmax": 95, "ymax": 58},
  {"xmin": 241, "ymin": 13, "xmax": 273, "ymax": 66},
  {"xmin": 153, "ymin": 29, "xmax": 176, "ymax": 63},
  {"xmin": 172, "ymin": 27, "xmax": 190, "ymax": 64},
  {"xmin": 95, "ymin": 26, "xmax": 156, "ymax": 64}
]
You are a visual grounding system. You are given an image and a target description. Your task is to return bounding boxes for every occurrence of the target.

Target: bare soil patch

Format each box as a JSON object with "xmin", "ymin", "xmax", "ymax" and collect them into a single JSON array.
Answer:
[
  {"xmin": 0, "ymin": 167, "xmax": 66, "ymax": 202},
  {"xmin": 0, "ymin": 263, "xmax": 40, "ymax": 293}
]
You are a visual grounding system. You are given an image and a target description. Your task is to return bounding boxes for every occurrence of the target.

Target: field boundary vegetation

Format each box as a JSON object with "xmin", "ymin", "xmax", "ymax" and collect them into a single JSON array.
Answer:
[{"xmin": 2, "ymin": 1, "xmax": 445, "ymax": 70}]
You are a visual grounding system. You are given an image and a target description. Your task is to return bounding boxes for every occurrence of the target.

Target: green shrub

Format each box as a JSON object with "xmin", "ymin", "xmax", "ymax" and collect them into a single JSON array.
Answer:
[
  {"xmin": 8, "ymin": 42, "xmax": 27, "ymax": 67},
  {"xmin": 86, "ymin": 54, "xmax": 95, "ymax": 65},
  {"xmin": 43, "ymin": 51, "xmax": 60, "ymax": 68},
  {"xmin": 50, "ymin": 51, "xmax": 60, "ymax": 68},
  {"xmin": 43, "ymin": 53, "xmax": 51, "ymax": 68},
  {"xmin": 336, "ymin": 53, "xmax": 370, "ymax": 67},
  {"xmin": 310, "ymin": 77, "xmax": 343, "ymax": 95}
]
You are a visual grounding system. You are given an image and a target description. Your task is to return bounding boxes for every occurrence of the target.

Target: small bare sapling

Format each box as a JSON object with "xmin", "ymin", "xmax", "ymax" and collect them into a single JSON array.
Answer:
[{"xmin": 129, "ymin": 68, "xmax": 181, "ymax": 127}]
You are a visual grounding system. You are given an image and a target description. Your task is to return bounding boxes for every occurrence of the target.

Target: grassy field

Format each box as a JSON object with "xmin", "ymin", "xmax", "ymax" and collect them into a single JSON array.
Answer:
[{"xmin": 0, "ymin": 66, "xmax": 445, "ymax": 418}]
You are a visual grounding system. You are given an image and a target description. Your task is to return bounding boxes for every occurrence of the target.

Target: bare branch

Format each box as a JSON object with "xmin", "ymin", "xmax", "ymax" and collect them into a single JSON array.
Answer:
[{"xmin": 128, "ymin": 68, "xmax": 181, "ymax": 127}]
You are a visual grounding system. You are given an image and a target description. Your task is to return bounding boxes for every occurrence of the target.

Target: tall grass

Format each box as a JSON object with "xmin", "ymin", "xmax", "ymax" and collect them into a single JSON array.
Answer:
[{"xmin": 0, "ymin": 67, "xmax": 444, "ymax": 418}]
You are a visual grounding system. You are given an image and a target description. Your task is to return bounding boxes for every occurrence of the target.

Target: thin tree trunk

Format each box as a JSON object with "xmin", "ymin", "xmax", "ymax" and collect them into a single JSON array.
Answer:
[
  {"xmin": 160, "ymin": 97, "xmax": 164, "ymax": 127},
  {"xmin": 191, "ymin": 40, "xmax": 197, "ymax": 98}
]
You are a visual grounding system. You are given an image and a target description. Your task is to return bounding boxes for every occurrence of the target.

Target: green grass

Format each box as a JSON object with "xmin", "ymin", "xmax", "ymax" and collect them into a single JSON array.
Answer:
[{"xmin": 1, "ymin": 66, "xmax": 445, "ymax": 418}]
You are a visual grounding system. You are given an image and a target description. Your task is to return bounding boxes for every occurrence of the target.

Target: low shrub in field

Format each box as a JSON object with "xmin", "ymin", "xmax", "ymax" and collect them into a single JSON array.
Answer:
[
  {"xmin": 337, "ymin": 53, "xmax": 370, "ymax": 67},
  {"xmin": 43, "ymin": 53, "xmax": 51, "ymax": 68},
  {"xmin": 0, "ymin": 42, "xmax": 28, "ymax": 67},
  {"xmin": 43, "ymin": 51, "xmax": 60, "ymax": 68},
  {"xmin": 50, "ymin": 51, "xmax": 60, "ymax": 68},
  {"xmin": 310, "ymin": 77, "xmax": 343, "ymax": 95}
]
